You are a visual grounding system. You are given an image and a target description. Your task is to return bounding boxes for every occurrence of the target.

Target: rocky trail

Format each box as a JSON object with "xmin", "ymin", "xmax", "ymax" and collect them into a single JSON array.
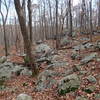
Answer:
[{"xmin": 0, "ymin": 35, "xmax": 100, "ymax": 100}]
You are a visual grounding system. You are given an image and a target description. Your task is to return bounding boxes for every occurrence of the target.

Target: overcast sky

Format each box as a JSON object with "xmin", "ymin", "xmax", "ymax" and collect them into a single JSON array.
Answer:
[{"xmin": 0, "ymin": 0, "xmax": 96, "ymax": 24}]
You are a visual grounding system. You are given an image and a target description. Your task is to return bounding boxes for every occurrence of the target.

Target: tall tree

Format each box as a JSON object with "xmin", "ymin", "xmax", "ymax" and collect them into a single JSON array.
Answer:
[
  {"xmin": 68, "ymin": 0, "xmax": 73, "ymax": 37},
  {"xmin": 89, "ymin": 0, "xmax": 93, "ymax": 41},
  {"xmin": 28, "ymin": 0, "xmax": 33, "ymax": 43},
  {"xmin": 14, "ymin": 0, "xmax": 38, "ymax": 74},
  {"xmin": 55, "ymin": 0, "xmax": 60, "ymax": 49},
  {"xmin": 0, "ymin": 0, "xmax": 10, "ymax": 56},
  {"xmin": 98, "ymin": 0, "xmax": 100, "ymax": 27}
]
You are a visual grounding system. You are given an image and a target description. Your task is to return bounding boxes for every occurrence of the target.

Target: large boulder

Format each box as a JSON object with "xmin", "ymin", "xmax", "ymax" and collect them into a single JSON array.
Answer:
[
  {"xmin": 71, "ymin": 52, "xmax": 80, "ymax": 60},
  {"xmin": 76, "ymin": 96, "xmax": 88, "ymax": 100},
  {"xmin": 60, "ymin": 37, "xmax": 70, "ymax": 46},
  {"xmin": 46, "ymin": 61, "xmax": 69, "ymax": 70},
  {"xmin": 94, "ymin": 41, "xmax": 100, "ymax": 51},
  {"xmin": 81, "ymin": 53, "xmax": 97, "ymax": 64},
  {"xmin": 73, "ymin": 44, "xmax": 85, "ymax": 51},
  {"xmin": 83, "ymin": 43, "xmax": 94, "ymax": 49},
  {"xmin": 95, "ymin": 93, "xmax": 100, "ymax": 99},
  {"xmin": 35, "ymin": 43, "xmax": 56, "ymax": 64},
  {"xmin": 58, "ymin": 74, "xmax": 80, "ymax": 95},
  {"xmin": 0, "ymin": 62, "xmax": 32, "ymax": 79},
  {"xmin": 0, "ymin": 56, "xmax": 7, "ymax": 64},
  {"xmin": 87, "ymin": 75, "xmax": 97, "ymax": 83},
  {"xmin": 84, "ymin": 86, "xmax": 96, "ymax": 94},
  {"xmin": 35, "ymin": 43, "xmax": 51, "ymax": 54},
  {"xmin": 35, "ymin": 70, "xmax": 57, "ymax": 91},
  {"xmin": 16, "ymin": 93, "xmax": 32, "ymax": 100}
]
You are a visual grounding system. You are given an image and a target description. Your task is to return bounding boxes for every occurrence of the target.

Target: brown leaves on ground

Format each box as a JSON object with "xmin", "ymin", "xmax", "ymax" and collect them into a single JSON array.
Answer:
[{"xmin": 0, "ymin": 34, "xmax": 100, "ymax": 100}]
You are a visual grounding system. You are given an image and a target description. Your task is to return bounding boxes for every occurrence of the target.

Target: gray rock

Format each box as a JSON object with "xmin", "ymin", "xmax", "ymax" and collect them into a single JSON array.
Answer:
[
  {"xmin": 73, "ymin": 64, "xmax": 81, "ymax": 72},
  {"xmin": 95, "ymin": 94, "xmax": 100, "ymax": 99},
  {"xmin": 83, "ymin": 43, "xmax": 94, "ymax": 49},
  {"xmin": 46, "ymin": 61, "xmax": 68, "ymax": 70},
  {"xmin": 81, "ymin": 53, "xmax": 97, "ymax": 64},
  {"xmin": 58, "ymin": 74, "xmax": 80, "ymax": 95},
  {"xmin": 80, "ymin": 38, "xmax": 90, "ymax": 41},
  {"xmin": 79, "ymin": 71, "xmax": 87, "ymax": 75},
  {"xmin": 36, "ymin": 40, "xmax": 43, "ymax": 44},
  {"xmin": 16, "ymin": 93, "xmax": 32, "ymax": 100},
  {"xmin": 35, "ymin": 43, "xmax": 51, "ymax": 53},
  {"xmin": 94, "ymin": 41, "xmax": 100, "ymax": 50},
  {"xmin": 60, "ymin": 37, "xmax": 70, "ymax": 46},
  {"xmin": 96, "ymin": 58, "xmax": 100, "ymax": 62},
  {"xmin": 76, "ymin": 96, "xmax": 88, "ymax": 100},
  {"xmin": 84, "ymin": 86, "xmax": 96, "ymax": 93},
  {"xmin": 87, "ymin": 75, "xmax": 97, "ymax": 83},
  {"xmin": 71, "ymin": 52, "xmax": 80, "ymax": 60},
  {"xmin": 73, "ymin": 45, "xmax": 85, "ymax": 51},
  {"xmin": 0, "ymin": 62, "xmax": 32, "ymax": 79},
  {"xmin": 20, "ymin": 68, "xmax": 32, "ymax": 76},
  {"xmin": 72, "ymin": 32, "xmax": 77, "ymax": 37},
  {"xmin": 0, "ymin": 56, "xmax": 7, "ymax": 64},
  {"xmin": 35, "ymin": 70, "xmax": 57, "ymax": 91}
]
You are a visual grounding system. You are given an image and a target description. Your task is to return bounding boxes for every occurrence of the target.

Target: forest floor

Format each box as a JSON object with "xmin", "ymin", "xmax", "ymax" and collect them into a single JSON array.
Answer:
[{"xmin": 0, "ymin": 34, "xmax": 100, "ymax": 100}]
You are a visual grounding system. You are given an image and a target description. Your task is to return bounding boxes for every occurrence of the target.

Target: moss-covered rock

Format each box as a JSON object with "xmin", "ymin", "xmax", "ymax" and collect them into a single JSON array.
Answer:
[
  {"xmin": 58, "ymin": 74, "xmax": 80, "ymax": 95},
  {"xmin": 84, "ymin": 86, "xmax": 96, "ymax": 94}
]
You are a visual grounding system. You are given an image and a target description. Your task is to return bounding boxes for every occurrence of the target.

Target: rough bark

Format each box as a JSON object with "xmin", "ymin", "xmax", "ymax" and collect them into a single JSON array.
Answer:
[{"xmin": 14, "ymin": 0, "xmax": 38, "ymax": 74}]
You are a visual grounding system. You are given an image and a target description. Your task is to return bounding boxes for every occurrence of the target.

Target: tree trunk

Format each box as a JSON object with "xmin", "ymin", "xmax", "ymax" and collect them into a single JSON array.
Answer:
[
  {"xmin": 69, "ymin": 0, "xmax": 73, "ymax": 37},
  {"xmin": 89, "ymin": 0, "xmax": 93, "ymax": 42},
  {"xmin": 28, "ymin": 0, "xmax": 33, "ymax": 43},
  {"xmin": 98, "ymin": 0, "xmax": 100, "ymax": 27},
  {"xmin": 14, "ymin": 0, "xmax": 38, "ymax": 75},
  {"xmin": 55, "ymin": 0, "xmax": 60, "ymax": 49}
]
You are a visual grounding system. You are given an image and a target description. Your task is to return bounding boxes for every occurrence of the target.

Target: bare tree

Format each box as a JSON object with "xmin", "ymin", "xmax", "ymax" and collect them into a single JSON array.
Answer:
[
  {"xmin": 55, "ymin": 0, "xmax": 60, "ymax": 49},
  {"xmin": 68, "ymin": 0, "xmax": 73, "ymax": 37},
  {"xmin": 89, "ymin": 0, "xmax": 93, "ymax": 41},
  {"xmin": 0, "ymin": 0, "xmax": 10, "ymax": 56},
  {"xmin": 14, "ymin": 0, "xmax": 38, "ymax": 74},
  {"xmin": 28, "ymin": 0, "xmax": 33, "ymax": 43},
  {"xmin": 98, "ymin": 0, "xmax": 100, "ymax": 27}
]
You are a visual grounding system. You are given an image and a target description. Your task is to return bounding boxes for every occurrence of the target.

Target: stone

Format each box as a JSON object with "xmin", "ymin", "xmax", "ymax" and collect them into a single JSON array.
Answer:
[
  {"xmin": 73, "ymin": 45, "xmax": 85, "ymax": 51},
  {"xmin": 60, "ymin": 37, "xmax": 70, "ymax": 46},
  {"xmin": 0, "ymin": 56, "xmax": 7, "ymax": 64},
  {"xmin": 83, "ymin": 43, "xmax": 94, "ymax": 49},
  {"xmin": 71, "ymin": 52, "xmax": 80, "ymax": 60},
  {"xmin": 84, "ymin": 86, "xmax": 96, "ymax": 94},
  {"xmin": 76, "ymin": 96, "xmax": 88, "ymax": 100},
  {"xmin": 95, "ymin": 94, "xmax": 100, "ymax": 99},
  {"xmin": 58, "ymin": 74, "xmax": 80, "ymax": 95},
  {"xmin": 94, "ymin": 41, "xmax": 100, "ymax": 50},
  {"xmin": 35, "ymin": 70, "xmax": 57, "ymax": 91},
  {"xmin": 81, "ymin": 53, "xmax": 97, "ymax": 64},
  {"xmin": 87, "ymin": 75, "xmax": 97, "ymax": 83},
  {"xmin": 79, "ymin": 71, "xmax": 87, "ymax": 75},
  {"xmin": 35, "ymin": 43, "xmax": 51, "ymax": 53},
  {"xmin": 80, "ymin": 38, "xmax": 90, "ymax": 41},
  {"xmin": 36, "ymin": 40, "xmax": 43, "ymax": 44},
  {"xmin": 73, "ymin": 64, "xmax": 81, "ymax": 72},
  {"xmin": 16, "ymin": 93, "xmax": 32, "ymax": 100},
  {"xmin": 72, "ymin": 32, "xmax": 77, "ymax": 37},
  {"xmin": 0, "ymin": 62, "xmax": 32, "ymax": 79},
  {"xmin": 20, "ymin": 68, "xmax": 32, "ymax": 76},
  {"xmin": 46, "ymin": 61, "xmax": 68, "ymax": 70}
]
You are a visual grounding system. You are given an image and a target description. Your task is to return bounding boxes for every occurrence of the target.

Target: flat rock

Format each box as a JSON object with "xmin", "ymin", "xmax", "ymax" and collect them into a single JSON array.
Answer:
[
  {"xmin": 81, "ymin": 53, "xmax": 97, "ymax": 64},
  {"xmin": 0, "ymin": 62, "xmax": 32, "ymax": 79},
  {"xmin": 87, "ymin": 75, "xmax": 97, "ymax": 83},
  {"xmin": 16, "ymin": 93, "xmax": 32, "ymax": 100},
  {"xmin": 58, "ymin": 74, "xmax": 80, "ymax": 95},
  {"xmin": 0, "ymin": 56, "xmax": 7, "ymax": 64},
  {"xmin": 76, "ymin": 96, "xmax": 88, "ymax": 100},
  {"xmin": 35, "ymin": 70, "xmax": 57, "ymax": 91}
]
